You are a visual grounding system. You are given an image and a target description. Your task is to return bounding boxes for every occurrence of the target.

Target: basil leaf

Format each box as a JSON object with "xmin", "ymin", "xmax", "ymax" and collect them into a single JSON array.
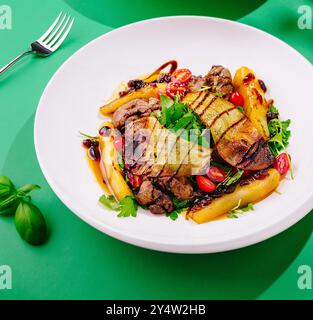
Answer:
[
  {"xmin": 0, "ymin": 176, "xmax": 16, "ymax": 199},
  {"xmin": 15, "ymin": 201, "xmax": 47, "ymax": 245},
  {"xmin": 17, "ymin": 184, "xmax": 41, "ymax": 197},
  {"xmin": 0, "ymin": 194, "xmax": 19, "ymax": 216}
]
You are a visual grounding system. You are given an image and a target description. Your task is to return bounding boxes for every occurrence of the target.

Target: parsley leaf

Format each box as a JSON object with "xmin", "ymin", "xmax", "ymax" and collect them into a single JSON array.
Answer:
[
  {"xmin": 159, "ymin": 94, "xmax": 174, "ymax": 126},
  {"xmin": 158, "ymin": 94, "xmax": 206, "ymax": 145},
  {"xmin": 166, "ymin": 197, "xmax": 189, "ymax": 221},
  {"xmin": 172, "ymin": 197, "xmax": 189, "ymax": 210},
  {"xmin": 167, "ymin": 210, "xmax": 180, "ymax": 221},
  {"xmin": 99, "ymin": 195, "xmax": 120, "ymax": 210},
  {"xmin": 99, "ymin": 195, "xmax": 138, "ymax": 218},
  {"xmin": 117, "ymin": 196, "xmax": 138, "ymax": 218}
]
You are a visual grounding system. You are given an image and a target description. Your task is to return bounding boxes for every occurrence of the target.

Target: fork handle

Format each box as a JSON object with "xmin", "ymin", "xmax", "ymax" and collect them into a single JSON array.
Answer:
[{"xmin": 0, "ymin": 50, "xmax": 33, "ymax": 76}]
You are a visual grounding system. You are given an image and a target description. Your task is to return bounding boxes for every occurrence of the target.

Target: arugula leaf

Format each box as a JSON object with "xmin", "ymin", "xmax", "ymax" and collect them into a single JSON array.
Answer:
[
  {"xmin": 218, "ymin": 169, "xmax": 244, "ymax": 187},
  {"xmin": 227, "ymin": 201, "xmax": 254, "ymax": 219},
  {"xmin": 268, "ymin": 118, "xmax": 291, "ymax": 156},
  {"xmin": 117, "ymin": 196, "xmax": 138, "ymax": 218},
  {"xmin": 269, "ymin": 105, "xmax": 279, "ymax": 114},
  {"xmin": 99, "ymin": 195, "xmax": 120, "ymax": 210},
  {"xmin": 226, "ymin": 170, "xmax": 244, "ymax": 186}
]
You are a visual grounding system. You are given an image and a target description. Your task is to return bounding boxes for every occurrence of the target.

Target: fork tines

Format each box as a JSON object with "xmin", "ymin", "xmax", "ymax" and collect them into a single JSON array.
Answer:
[{"xmin": 38, "ymin": 12, "xmax": 74, "ymax": 51}]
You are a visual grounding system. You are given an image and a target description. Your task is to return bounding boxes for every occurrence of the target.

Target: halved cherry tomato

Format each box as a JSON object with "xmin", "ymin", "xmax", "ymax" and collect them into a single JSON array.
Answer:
[
  {"xmin": 166, "ymin": 82, "xmax": 188, "ymax": 99},
  {"xmin": 206, "ymin": 166, "xmax": 226, "ymax": 183},
  {"xmin": 127, "ymin": 173, "xmax": 143, "ymax": 188},
  {"xmin": 229, "ymin": 91, "xmax": 244, "ymax": 106},
  {"xmin": 274, "ymin": 153, "xmax": 290, "ymax": 176},
  {"xmin": 113, "ymin": 136, "xmax": 124, "ymax": 152},
  {"xmin": 171, "ymin": 68, "xmax": 192, "ymax": 84},
  {"xmin": 196, "ymin": 175, "xmax": 216, "ymax": 193}
]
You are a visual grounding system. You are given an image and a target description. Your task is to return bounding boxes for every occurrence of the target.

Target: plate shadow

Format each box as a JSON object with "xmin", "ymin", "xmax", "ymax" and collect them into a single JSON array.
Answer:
[{"xmin": 64, "ymin": 0, "xmax": 267, "ymax": 28}]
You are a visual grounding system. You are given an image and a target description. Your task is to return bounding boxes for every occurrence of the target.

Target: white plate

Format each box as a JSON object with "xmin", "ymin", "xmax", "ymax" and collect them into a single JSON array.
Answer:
[{"xmin": 34, "ymin": 16, "xmax": 313, "ymax": 253}]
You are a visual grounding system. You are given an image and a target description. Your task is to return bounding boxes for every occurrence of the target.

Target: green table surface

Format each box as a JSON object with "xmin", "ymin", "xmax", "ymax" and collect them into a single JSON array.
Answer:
[{"xmin": 0, "ymin": 0, "xmax": 313, "ymax": 300}]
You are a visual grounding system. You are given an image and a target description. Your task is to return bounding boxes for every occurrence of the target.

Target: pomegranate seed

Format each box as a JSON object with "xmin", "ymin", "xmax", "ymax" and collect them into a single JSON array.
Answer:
[
  {"xmin": 243, "ymin": 73, "xmax": 255, "ymax": 84},
  {"xmin": 88, "ymin": 146, "xmax": 100, "ymax": 160},
  {"xmin": 258, "ymin": 79, "xmax": 267, "ymax": 92},
  {"xmin": 82, "ymin": 139, "xmax": 92, "ymax": 148}
]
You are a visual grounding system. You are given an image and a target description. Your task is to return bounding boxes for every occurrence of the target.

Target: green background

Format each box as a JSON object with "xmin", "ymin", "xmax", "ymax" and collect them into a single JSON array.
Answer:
[{"xmin": 0, "ymin": 0, "xmax": 313, "ymax": 299}]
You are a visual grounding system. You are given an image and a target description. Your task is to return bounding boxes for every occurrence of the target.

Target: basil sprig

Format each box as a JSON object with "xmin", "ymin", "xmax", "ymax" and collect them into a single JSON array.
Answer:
[
  {"xmin": 0, "ymin": 176, "xmax": 47, "ymax": 245},
  {"xmin": 15, "ymin": 201, "xmax": 47, "ymax": 245}
]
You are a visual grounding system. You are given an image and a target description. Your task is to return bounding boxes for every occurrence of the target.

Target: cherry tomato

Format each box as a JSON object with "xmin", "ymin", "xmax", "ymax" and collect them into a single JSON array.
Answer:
[
  {"xmin": 274, "ymin": 153, "xmax": 290, "ymax": 175},
  {"xmin": 113, "ymin": 136, "xmax": 123, "ymax": 152},
  {"xmin": 206, "ymin": 166, "xmax": 227, "ymax": 183},
  {"xmin": 166, "ymin": 82, "xmax": 188, "ymax": 99},
  {"xmin": 196, "ymin": 175, "xmax": 216, "ymax": 193},
  {"xmin": 171, "ymin": 68, "xmax": 192, "ymax": 84},
  {"xmin": 229, "ymin": 91, "xmax": 244, "ymax": 106},
  {"xmin": 127, "ymin": 173, "xmax": 143, "ymax": 188}
]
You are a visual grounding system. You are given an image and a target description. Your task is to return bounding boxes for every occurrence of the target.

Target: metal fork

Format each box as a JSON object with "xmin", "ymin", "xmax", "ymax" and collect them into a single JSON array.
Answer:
[{"xmin": 0, "ymin": 12, "xmax": 74, "ymax": 76}]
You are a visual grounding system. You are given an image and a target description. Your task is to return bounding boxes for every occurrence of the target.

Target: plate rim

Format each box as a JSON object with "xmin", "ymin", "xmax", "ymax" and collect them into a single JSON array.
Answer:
[{"xmin": 34, "ymin": 15, "xmax": 313, "ymax": 253}]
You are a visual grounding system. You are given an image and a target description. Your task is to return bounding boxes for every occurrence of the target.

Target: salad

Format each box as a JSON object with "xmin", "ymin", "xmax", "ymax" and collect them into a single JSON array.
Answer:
[{"xmin": 81, "ymin": 61, "xmax": 292, "ymax": 223}]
